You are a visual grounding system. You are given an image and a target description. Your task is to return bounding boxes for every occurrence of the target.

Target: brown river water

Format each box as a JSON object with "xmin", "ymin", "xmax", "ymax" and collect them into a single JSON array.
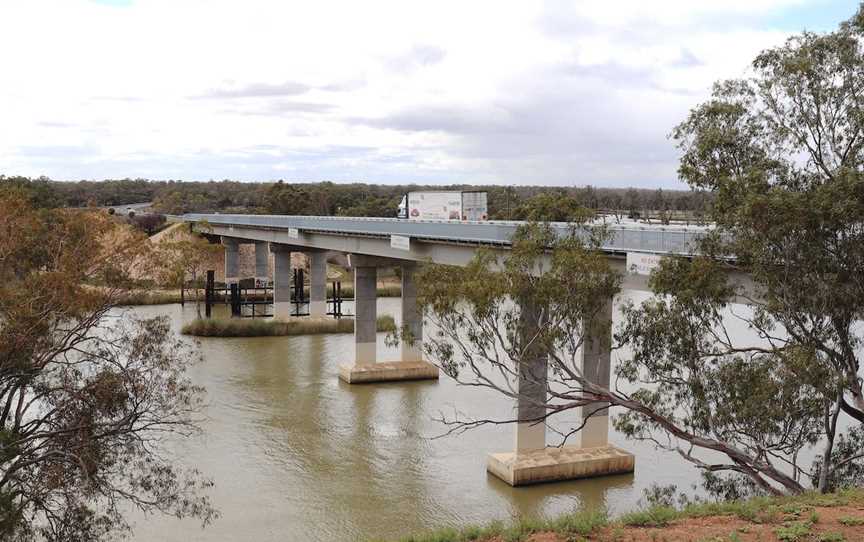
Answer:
[{"xmin": 124, "ymin": 293, "xmax": 771, "ymax": 541}]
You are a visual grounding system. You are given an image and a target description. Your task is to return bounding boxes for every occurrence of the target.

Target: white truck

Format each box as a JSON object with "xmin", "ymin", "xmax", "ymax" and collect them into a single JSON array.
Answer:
[{"xmin": 397, "ymin": 191, "xmax": 488, "ymax": 221}]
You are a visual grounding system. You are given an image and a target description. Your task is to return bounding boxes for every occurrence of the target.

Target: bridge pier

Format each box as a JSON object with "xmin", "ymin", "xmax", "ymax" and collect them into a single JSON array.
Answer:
[
  {"xmin": 254, "ymin": 241, "xmax": 269, "ymax": 287},
  {"xmin": 338, "ymin": 257, "xmax": 438, "ymax": 384},
  {"xmin": 487, "ymin": 297, "xmax": 634, "ymax": 486},
  {"xmin": 271, "ymin": 244, "xmax": 293, "ymax": 319},
  {"xmin": 400, "ymin": 264, "xmax": 424, "ymax": 363},
  {"xmin": 309, "ymin": 251, "xmax": 327, "ymax": 318},
  {"xmin": 223, "ymin": 238, "xmax": 240, "ymax": 285}
]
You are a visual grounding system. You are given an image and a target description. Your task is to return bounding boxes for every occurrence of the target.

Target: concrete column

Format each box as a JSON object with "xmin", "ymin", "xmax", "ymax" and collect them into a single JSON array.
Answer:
[
  {"xmin": 222, "ymin": 238, "xmax": 239, "ymax": 284},
  {"xmin": 271, "ymin": 244, "xmax": 292, "ymax": 319},
  {"xmin": 580, "ymin": 297, "xmax": 613, "ymax": 448},
  {"xmin": 254, "ymin": 241, "xmax": 269, "ymax": 286},
  {"xmin": 309, "ymin": 252, "xmax": 327, "ymax": 318},
  {"xmin": 400, "ymin": 265, "xmax": 423, "ymax": 362},
  {"xmin": 354, "ymin": 266, "xmax": 377, "ymax": 365},
  {"xmin": 514, "ymin": 297, "xmax": 547, "ymax": 452}
]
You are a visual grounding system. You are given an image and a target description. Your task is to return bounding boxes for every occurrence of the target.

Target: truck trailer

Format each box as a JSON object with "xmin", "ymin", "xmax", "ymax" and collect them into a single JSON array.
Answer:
[{"xmin": 397, "ymin": 191, "xmax": 488, "ymax": 221}]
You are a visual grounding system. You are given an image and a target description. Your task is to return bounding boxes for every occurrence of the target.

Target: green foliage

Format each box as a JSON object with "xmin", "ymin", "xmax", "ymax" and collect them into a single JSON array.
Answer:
[{"xmin": 618, "ymin": 3, "xmax": 864, "ymax": 497}]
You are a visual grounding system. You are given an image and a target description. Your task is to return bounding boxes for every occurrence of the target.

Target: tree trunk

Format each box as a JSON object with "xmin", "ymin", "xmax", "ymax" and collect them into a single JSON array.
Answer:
[{"xmin": 819, "ymin": 393, "xmax": 842, "ymax": 493}]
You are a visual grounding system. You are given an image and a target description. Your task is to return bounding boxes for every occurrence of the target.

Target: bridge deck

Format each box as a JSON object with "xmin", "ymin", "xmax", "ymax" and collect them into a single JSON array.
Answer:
[{"xmin": 180, "ymin": 214, "xmax": 707, "ymax": 256}]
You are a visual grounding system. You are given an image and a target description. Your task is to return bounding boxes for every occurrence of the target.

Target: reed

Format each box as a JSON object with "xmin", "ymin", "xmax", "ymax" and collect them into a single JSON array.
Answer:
[{"xmin": 182, "ymin": 314, "xmax": 396, "ymax": 337}]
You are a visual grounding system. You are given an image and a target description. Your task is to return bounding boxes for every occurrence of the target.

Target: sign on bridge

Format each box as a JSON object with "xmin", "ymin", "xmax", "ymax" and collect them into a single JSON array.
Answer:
[{"xmin": 626, "ymin": 252, "xmax": 663, "ymax": 276}]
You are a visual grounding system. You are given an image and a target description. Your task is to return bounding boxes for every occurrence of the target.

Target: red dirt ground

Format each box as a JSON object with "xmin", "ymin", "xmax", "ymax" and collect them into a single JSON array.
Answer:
[{"xmin": 487, "ymin": 503, "xmax": 864, "ymax": 541}]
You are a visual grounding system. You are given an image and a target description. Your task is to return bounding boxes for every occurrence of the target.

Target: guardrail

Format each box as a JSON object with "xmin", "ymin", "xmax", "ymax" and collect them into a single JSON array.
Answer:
[{"xmin": 179, "ymin": 213, "xmax": 708, "ymax": 256}]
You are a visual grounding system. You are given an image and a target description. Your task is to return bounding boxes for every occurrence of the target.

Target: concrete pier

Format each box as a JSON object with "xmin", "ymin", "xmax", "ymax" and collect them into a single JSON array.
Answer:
[
  {"xmin": 254, "ymin": 241, "xmax": 269, "ymax": 286},
  {"xmin": 400, "ymin": 265, "xmax": 424, "ymax": 363},
  {"xmin": 514, "ymin": 297, "xmax": 548, "ymax": 452},
  {"xmin": 309, "ymin": 251, "xmax": 327, "ymax": 318},
  {"xmin": 223, "ymin": 238, "xmax": 240, "ymax": 284},
  {"xmin": 338, "ymin": 257, "xmax": 438, "ymax": 384},
  {"xmin": 487, "ymin": 296, "xmax": 634, "ymax": 486},
  {"xmin": 581, "ymin": 298, "xmax": 614, "ymax": 448},
  {"xmin": 353, "ymin": 265, "xmax": 378, "ymax": 365},
  {"xmin": 271, "ymin": 244, "xmax": 292, "ymax": 319}
]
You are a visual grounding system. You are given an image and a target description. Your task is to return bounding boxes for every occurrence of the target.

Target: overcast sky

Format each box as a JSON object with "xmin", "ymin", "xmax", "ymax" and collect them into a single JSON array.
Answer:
[{"xmin": 0, "ymin": 0, "xmax": 859, "ymax": 188}]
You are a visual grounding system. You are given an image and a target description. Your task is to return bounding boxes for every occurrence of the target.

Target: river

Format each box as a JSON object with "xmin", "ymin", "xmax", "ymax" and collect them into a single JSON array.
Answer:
[{"xmin": 126, "ymin": 293, "xmax": 746, "ymax": 541}]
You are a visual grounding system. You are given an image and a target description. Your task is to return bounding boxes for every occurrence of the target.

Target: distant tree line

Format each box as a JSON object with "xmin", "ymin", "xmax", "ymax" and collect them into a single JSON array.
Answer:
[{"xmin": 0, "ymin": 175, "xmax": 712, "ymax": 221}]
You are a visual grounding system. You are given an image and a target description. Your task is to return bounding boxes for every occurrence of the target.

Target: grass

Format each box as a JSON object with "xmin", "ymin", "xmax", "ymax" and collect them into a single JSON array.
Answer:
[
  {"xmin": 838, "ymin": 516, "xmax": 864, "ymax": 526},
  {"xmin": 377, "ymin": 489, "xmax": 864, "ymax": 542},
  {"xmin": 181, "ymin": 314, "xmax": 396, "ymax": 337},
  {"xmin": 374, "ymin": 510, "xmax": 607, "ymax": 542},
  {"xmin": 774, "ymin": 521, "xmax": 813, "ymax": 541},
  {"xmin": 619, "ymin": 506, "xmax": 679, "ymax": 527}
]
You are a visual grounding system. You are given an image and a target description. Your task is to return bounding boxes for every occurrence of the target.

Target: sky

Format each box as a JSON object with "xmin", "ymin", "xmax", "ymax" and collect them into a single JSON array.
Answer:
[{"xmin": 0, "ymin": 0, "xmax": 860, "ymax": 188}]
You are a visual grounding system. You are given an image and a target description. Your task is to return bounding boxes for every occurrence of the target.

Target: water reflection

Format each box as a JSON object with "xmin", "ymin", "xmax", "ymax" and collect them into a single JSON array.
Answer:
[{"xmin": 128, "ymin": 295, "xmax": 699, "ymax": 542}]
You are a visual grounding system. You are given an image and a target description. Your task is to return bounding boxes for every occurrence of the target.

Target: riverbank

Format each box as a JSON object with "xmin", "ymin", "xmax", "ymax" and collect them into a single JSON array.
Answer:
[
  {"xmin": 181, "ymin": 314, "xmax": 396, "ymax": 337},
  {"xmin": 382, "ymin": 489, "xmax": 864, "ymax": 542}
]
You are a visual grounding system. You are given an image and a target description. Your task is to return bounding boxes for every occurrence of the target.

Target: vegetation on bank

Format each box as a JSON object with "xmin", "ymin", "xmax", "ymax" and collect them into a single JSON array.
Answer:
[
  {"xmin": 115, "ymin": 289, "xmax": 186, "ymax": 305},
  {"xmin": 380, "ymin": 489, "xmax": 864, "ymax": 542},
  {"xmin": 181, "ymin": 314, "xmax": 396, "ymax": 337},
  {"xmin": 115, "ymin": 285, "xmax": 403, "ymax": 307}
]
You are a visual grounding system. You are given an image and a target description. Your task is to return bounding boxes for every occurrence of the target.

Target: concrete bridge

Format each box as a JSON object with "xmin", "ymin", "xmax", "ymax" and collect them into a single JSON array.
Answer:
[{"xmin": 179, "ymin": 213, "xmax": 710, "ymax": 486}]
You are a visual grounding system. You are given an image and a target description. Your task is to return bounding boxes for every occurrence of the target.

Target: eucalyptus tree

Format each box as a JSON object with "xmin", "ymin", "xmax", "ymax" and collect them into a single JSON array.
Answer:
[
  {"xmin": 417, "ymin": 5, "xmax": 864, "ymax": 497},
  {"xmin": 629, "ymin": 5, "xmax": 864, "ymax": 494},
  {"xmin": 0, "ymin": 191, "xmax": 215, "ymax": 540}
]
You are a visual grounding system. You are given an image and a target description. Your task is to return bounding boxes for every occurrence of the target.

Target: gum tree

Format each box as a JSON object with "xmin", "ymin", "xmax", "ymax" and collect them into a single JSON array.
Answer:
[
  {"xmin": 417, "ymin": 5, "xmax": 864, "ymax": 497},
  {"xmin": 0, "ymin": 191, "xmax": 215, "ymax": 540},
  {"xmin": 618, "ymin": 5, "xmax": 864, "ymax": 495}
]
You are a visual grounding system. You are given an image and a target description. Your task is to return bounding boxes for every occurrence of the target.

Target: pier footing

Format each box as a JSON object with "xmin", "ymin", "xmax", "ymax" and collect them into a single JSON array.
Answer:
[
  {"xmin": 338, "ymin": 361, "xmax": 439, "ymax": 384},
  {"xmin": 486, "ymin": 445, "xmax": 634, "ymax": 486}
]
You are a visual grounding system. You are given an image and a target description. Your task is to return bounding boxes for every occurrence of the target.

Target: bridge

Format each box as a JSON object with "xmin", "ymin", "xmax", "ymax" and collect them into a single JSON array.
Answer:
[{"xmin": 178, "ymin": 213, "xmax": 711, "ymax": 487}]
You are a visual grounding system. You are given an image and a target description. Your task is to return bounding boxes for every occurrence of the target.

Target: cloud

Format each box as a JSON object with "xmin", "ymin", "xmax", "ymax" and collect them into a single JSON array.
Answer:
[
  {"xmin": 385, "ymin": 45, "xmax": 447, "ymax": 73},
  {"xmin": 194, "ymin": 81, "xmax": 310, "ymax": 99},
  {"xmin": 222, "ymin": 100, "xmax": 335, "ymax": 116},
  {"xmin": 37, "ymin": 121, "xmax": 77, "ymax": 129},
  {"xmin": 0, "ymin": 0, "xmax": 848, "ymax": 187}
]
